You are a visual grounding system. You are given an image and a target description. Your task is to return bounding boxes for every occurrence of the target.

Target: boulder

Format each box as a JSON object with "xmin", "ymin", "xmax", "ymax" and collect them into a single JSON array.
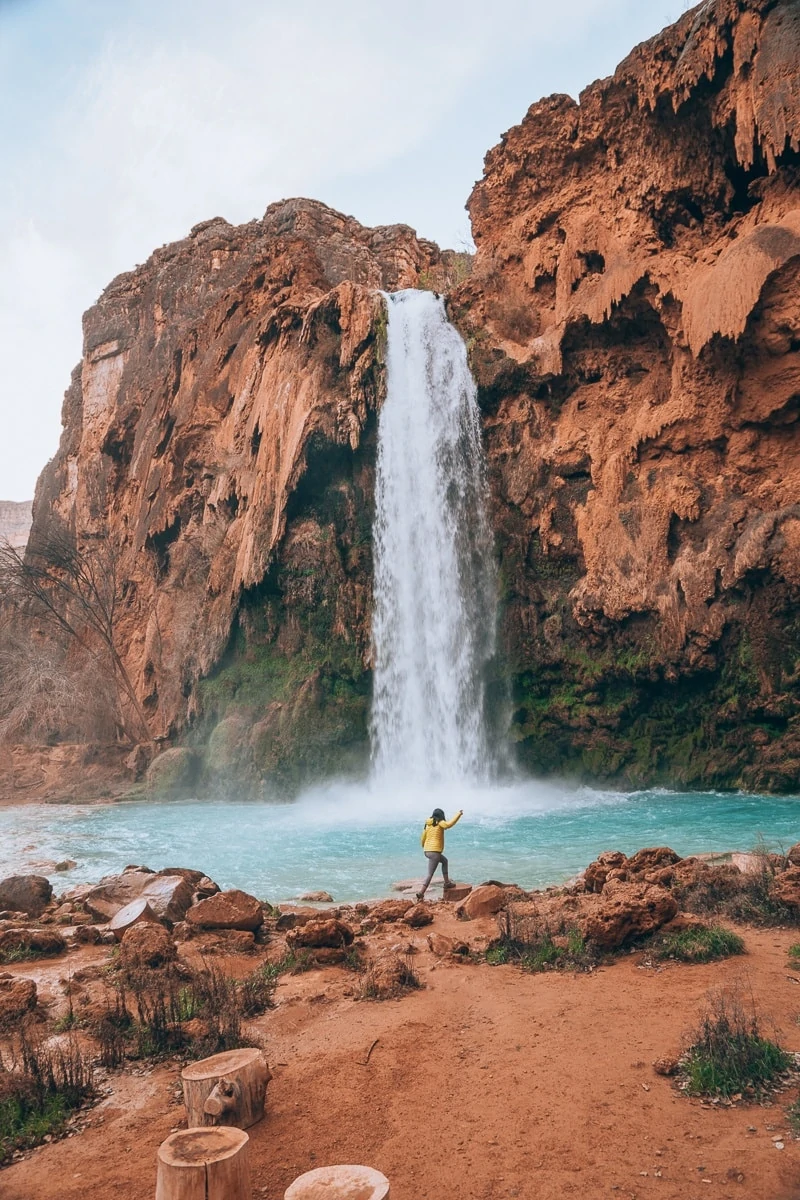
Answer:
[
  {"xmin": 83, "ymin": 872, "xmax": 194, "ymax": 924},
  {"xmin": 427, "ymin": 933, "xmax": 456, "ymax": 956},
  {"xmin": 299, "ymin": 891, "xmax": 334, "ymax": 903},
  {"xmin": 456, "ymin": 884, "xmax": 507, "ymax": 921},
  {"xmin": 369, "ymin": 899, "xmax": 414, "ymax": 923},
  {"xmin": 145, "ymin": 747, "xmax": 199, "ymax": 800},
  {"xmin": 0, "ymin": 973, "xmax": 37, "ymax": 1024},
  {"xmin": 185, "ymin": 889, "xmax": 264, "ymax": 931},
  {"xmin": 771, "ymin": 866, "xmax": 800, "ymax": 909},
  {"xmin": 286, "ymin": 917, "xmax": 354, "ymax": 949},
  {"xmin": 403, "ymin": 903, "xmax": 434, "ymax": 928},
  {"xmin": 120, "ymin": 922, "xmax": 176, "ymax": 969},
  {"xmin": 364, "ymin": 952, "xmax": 414, "ymax": 998},
  {"xmin": 73, "ymin": 924, "xmax": 102, "ymax": 945},
  {"xmin": 626, "ymin": 847, "xmax": 682, "ymax": 876},
  {"xmin": 582, "ymin": 851, "xmax": 627, "ymax": 894},
  {"xmin": 0, "ymin": 927, "xmax": 66, "ymax": 957},
  {"xmin": 787, "ymin": 843, "xmax": 800, "ymax": 867},
  {"xmin": 581, "ymin": 881, "xmax": 678, "ymax": 950},
  {"xmin": 275, "ymin": 907, "xmax": 322, "ymax": 930},
  {"xmin": 109, "ymin": 898, "xmax": 159, "ymax": 940},
  {"xmin": 0, "ymin": 875, "xmax": 53, "ymax": 918},
  {"xmin": 658, "ymin": 912, "xmax": 709, "ymax": 934}
]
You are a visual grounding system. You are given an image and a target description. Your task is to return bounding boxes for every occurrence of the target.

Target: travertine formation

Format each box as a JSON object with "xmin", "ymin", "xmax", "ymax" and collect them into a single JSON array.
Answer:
[
  {"xmin": 15, "ymin": 0, "xmax": 800, "ymax": 794},
  {"xmin": 27, "ymin": 200, "xmax": 461, "ymax": 793},
  {"xmin": 452, "ymin": 0, "xmax": 800, "ymax": 788}
]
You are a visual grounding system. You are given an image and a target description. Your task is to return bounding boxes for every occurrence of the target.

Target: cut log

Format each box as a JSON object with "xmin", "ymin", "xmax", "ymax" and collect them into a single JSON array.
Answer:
[
  {"xmin": 109, "ymin": 897, "xmax": 158, "ymax": 940},
  {"xmin": 181, "ymin": 1047, "xmax": 271, "ymax": 1129},
  {"xmin": 284, "ymin": 1165, "xmax": 390, "ymax": 1199},
  {"xmin": 155, "ymin": 1127, "xmax": 251, "ymax": 1200}
]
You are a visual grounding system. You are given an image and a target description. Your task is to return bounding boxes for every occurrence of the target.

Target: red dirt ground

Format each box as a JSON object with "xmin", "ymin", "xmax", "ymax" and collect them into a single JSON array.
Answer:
[{"xmin": 4, "ymin": 909, "xmax": 800, "ymax": 1200}]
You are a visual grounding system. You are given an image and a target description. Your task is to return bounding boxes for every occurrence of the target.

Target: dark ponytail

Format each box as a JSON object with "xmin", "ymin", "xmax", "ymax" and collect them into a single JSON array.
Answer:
[{"xmin": 431, "ymin": 807, "xmax": 445, "ymax": 826}]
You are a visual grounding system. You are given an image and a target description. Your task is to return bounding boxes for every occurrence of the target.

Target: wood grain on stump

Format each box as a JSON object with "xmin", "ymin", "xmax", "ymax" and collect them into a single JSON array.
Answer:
[
  {"xmin": 155, "ymin": 1126, "xmax": 251, "ymax": 1200},
  {"xmin": 284, "ymin": 1165, "xmax": 390, "ymax": 1200},
  {"xmin": 181, "ymin": 1047, "xmax": 270, "ymax": 1129}
]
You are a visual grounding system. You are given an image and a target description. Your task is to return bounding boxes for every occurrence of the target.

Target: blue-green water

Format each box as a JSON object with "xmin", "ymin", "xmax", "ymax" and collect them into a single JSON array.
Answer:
[{"xmin": 2, "ymin": 781, "xmax": 799, "ymax": 902}]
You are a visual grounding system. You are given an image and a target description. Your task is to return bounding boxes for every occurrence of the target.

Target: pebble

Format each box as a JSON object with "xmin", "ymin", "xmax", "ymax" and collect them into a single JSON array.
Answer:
[{"xmin": 775, "ymin": 1142, "xmax": 785, "ymax": 1150}]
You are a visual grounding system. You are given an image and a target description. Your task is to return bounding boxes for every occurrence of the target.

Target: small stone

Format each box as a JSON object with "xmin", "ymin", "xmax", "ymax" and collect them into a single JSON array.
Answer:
[{"xmin": 775, "ymin": 1142, "xmax": 785, "ymax": 1150}]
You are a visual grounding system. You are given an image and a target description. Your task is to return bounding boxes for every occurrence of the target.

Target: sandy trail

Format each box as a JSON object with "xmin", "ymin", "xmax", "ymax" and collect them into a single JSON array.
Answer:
[{"xmin": 4, "ymin": 913, "xmax": 800, "ymax": 1200}]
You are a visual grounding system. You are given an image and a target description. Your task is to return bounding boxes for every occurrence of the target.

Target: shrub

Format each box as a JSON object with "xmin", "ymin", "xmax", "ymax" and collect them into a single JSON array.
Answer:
[
  {"xmin": 683, "ymin": 989, "xmax": 793, "ymax": 1098},
  {"xmin": 0, "ymin": 1029, "xmax": 93, "ymax": 1163},
  {"xmin": 656, "ymin": 925, "xmax": 745, "ymax": 963},
  {"xmin": 488, "ymin": 908, "xmax": 596, "ymax": 973}
]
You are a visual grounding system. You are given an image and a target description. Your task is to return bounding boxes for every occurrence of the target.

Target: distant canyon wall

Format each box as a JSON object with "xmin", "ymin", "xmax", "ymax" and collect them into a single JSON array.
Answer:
[
  {"xmin": 0, "ymin": 501, "xmax": 32, "ymax": 549},
  {"xmin": 21, "ymin": 0, "xmax": 800, "ymax": 796}
]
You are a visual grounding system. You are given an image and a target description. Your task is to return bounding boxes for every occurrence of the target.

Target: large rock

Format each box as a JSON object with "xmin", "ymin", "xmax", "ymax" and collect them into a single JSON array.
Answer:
[
  {"xmin": 369, "ymin": 899, "xmax": 413, "ymax": 924},
  {"xmin": 120, "ymin": 921, "xmax": 176, "ymax": 968},
  {"xmin": 626, "ymin": 848, "xmax": 682, "ymax": 876},
  {"xmin": 286, "ymin": 917, "xmax": 354, "ymax": 949},
  {"xmin": 185, "ymin": 889, "xmax": 264, "ymax": 931},
  {"xmin": 0, "ymin": 972, "xmax": 37, "ymax": 1024},
  {"xmin": 582, "ymin": 852, "xmax": 627, "ymax": 894},
  {"xmin": 145, "ymin": 748, "xmax": 198, "ymax": 799},
  {"xmin": 83, "ymin": 872, "xmax": 194, "ymax": 924},
  {"xmin": 771, "ymin": 866, "xmax": 800, "ymax": 910},
  {"xmin": 403, "ymin": 903, "xmax": 433, "ymax": 929},
  {"xmin": 0, "ymin": 875, "xmax": 52, "ymax": 918},
  {"xmin": 0, "ymin": 926, "xmax": 66, "ymax": 957},
  {"xmin": 456, "ymin": 884, "xmax": 507, "ymax": 921},
  {"xmin": 581, "ymin": 882, "xmax": 678, "ymax": 950}
]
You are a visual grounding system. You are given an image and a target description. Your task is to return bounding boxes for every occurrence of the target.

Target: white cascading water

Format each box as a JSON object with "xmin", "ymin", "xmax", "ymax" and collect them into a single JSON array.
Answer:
[{"xmin": 370, "ymin": 289, "xmax": 498, "ymax": 785}]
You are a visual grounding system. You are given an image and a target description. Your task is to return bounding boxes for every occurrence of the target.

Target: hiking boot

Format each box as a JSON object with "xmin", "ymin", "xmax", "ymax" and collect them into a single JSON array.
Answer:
[
  {"xmin": 443, "ymin": 882, "xmax": 456, "ymax": 891},
  {"xmin": 415, "ymin": 891, "xmax": 425, "ymax": 902}
]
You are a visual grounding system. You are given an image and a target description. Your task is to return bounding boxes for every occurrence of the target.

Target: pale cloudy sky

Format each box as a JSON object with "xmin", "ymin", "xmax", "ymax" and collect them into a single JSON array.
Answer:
[{"xmin": 1, "ymin": 0, "xmax": 693, "ymax": 501}]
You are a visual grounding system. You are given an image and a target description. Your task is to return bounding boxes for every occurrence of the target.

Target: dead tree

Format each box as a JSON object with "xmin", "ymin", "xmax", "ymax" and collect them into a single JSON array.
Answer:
[{"xmin": 0, "ymin": 528, "xmax": 152, "ymax": 744}]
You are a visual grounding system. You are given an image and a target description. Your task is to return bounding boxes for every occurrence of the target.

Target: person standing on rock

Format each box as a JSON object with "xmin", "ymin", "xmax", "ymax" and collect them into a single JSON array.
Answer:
[{"xmin": 416, "ymin": 807, "xmax": 463, "ymax": 901}]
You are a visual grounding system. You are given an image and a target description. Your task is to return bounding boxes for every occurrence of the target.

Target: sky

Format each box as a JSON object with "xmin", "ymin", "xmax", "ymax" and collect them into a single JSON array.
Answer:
[{"xmin": 0, "ymin": 0, "xmax": 695, "ymax": 502}]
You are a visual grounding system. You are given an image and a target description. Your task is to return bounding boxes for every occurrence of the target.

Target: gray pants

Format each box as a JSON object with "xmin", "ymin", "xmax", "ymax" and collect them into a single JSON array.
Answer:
[{"xmin": 421, "ymin": 851, "xmax": 450, "ymax": 891}]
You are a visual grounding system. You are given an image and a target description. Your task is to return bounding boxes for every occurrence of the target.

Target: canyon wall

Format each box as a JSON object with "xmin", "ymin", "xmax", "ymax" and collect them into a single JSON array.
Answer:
[
  {"xmin": 452, "ymin": 0, "xmax": 800, "ymax": 789},
  {"xmin": 26, "ymin": 200, "xmax": 462, "ymax": 795},
  {"xmin": 0, "ymin": 501, "xmax": 32, "ymax": 549},
  {"xmin": 18, "ymin": 0, "xmax": 800, "ymax": 797}
]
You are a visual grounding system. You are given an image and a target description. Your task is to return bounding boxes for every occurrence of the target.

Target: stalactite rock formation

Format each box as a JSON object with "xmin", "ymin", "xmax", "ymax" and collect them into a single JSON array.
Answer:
[{"xmin": 450, "ymin": 0, "xmax": 800, "ymax": 789}]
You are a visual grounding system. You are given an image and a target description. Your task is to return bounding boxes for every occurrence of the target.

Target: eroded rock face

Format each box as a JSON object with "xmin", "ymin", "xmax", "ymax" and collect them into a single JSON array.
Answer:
[
  {"xmin": 453, "ymin": 0, "xmax": 800, "ymax": 791},
  {"xmin": 29, "ymin": 199, "xmax": 459, "ymax": 797},
  {"xmin": 0, "ymin": 501, "xmax": 32, "ymax": 549}
]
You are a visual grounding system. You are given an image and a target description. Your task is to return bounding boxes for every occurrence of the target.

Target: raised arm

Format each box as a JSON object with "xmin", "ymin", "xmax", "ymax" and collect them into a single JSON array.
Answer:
[{"xmin": 440, "ymin": 810, "xmax": 463, "ymax": 830}]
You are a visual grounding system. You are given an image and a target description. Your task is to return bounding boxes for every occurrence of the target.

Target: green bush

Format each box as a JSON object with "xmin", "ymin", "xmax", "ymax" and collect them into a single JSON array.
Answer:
[
  {"xmin": 656, "ymin": 925, "xmax": 745, "ymax": 963},
  {"xmin": 684, "ymin": 990, "xmax": 792, "ymax": 1098},
  {"xmin": 0, "ymin": 1031, "xmax": 93, "ymax": 1163},
  {"xmin": 487, "ymin": 911, "xmax": 594, "ymax": 973}
]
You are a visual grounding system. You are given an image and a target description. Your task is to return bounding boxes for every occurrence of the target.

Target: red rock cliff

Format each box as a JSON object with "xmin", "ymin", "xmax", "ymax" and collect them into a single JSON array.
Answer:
[
  {"xmin": 27, "ymin": 200, "xmax": 459, "ymax": 794},
  {"xmin": 451, "ymin": 0, "xmax": 800, "ymax": 789},
  {"xmin": 20, "ymin": 0, "xmax": 800, "ymax": 796}
]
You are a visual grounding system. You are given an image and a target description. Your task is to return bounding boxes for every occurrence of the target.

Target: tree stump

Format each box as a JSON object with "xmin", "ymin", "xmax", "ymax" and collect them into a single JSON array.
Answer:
[
  {"xmin": 155, "ymin": 1127, "xmax": 251, "ymax": 1200},
  {"xmin": 181, "ymin": 1047, "xmax": 271, "ymax": 1129},
  {"xmin": 284, "ymin": 1165, "xmax": 390, "ymax": 1199}
]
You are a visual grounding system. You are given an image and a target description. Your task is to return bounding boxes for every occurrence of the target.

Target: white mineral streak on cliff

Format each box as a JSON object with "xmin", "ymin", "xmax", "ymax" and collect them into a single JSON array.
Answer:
[{"xmin": 370, "ymin": 290, "xmax": 498, "ymax": 785}]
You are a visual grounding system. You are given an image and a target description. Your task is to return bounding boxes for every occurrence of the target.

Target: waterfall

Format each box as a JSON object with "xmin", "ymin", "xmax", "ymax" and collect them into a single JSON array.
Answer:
[{"xmin": 370, "ymin": 289, "xmax": 498, "ymax": 785}]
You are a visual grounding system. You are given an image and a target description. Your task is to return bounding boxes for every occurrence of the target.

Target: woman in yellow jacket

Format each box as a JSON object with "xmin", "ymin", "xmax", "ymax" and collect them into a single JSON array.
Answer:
[{"xmin": 416, "ymin": 807, "xmax": 463, "ymax": 901}]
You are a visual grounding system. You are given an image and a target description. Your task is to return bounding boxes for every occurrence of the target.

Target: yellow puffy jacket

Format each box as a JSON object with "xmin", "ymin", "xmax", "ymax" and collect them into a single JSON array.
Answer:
[{"xmin": 420, "ymin": 811, "xmax": 463, "ymax": 853}]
